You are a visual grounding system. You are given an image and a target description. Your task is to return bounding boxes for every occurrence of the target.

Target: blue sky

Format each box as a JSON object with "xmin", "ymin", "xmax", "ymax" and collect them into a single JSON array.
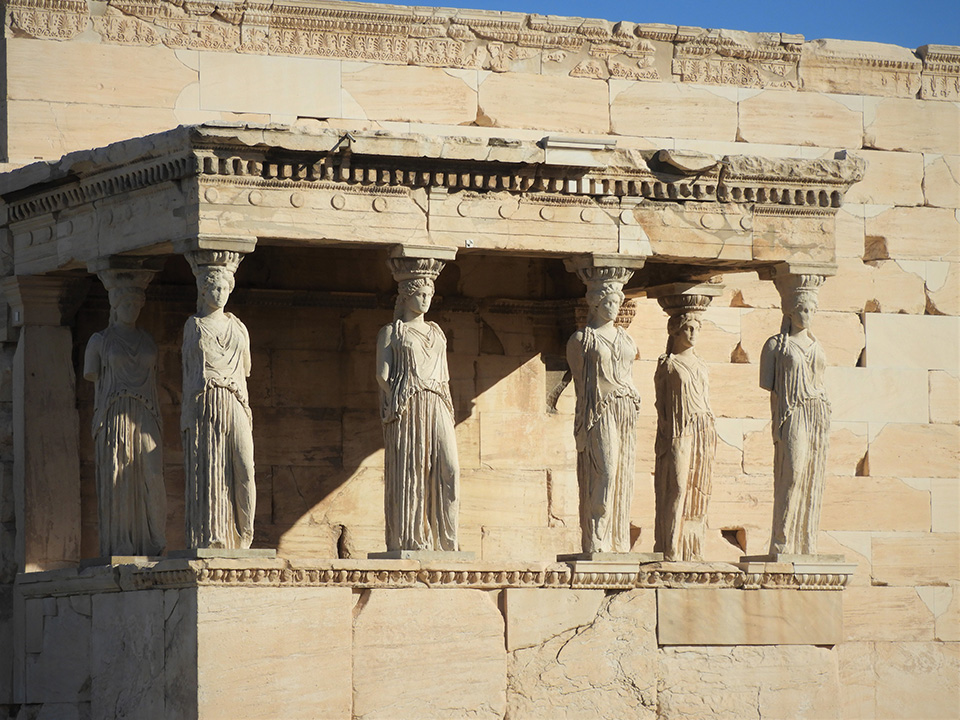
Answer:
[{"xmin": 377, "ymin": 0, "xmax": 959, "ymax": 49}]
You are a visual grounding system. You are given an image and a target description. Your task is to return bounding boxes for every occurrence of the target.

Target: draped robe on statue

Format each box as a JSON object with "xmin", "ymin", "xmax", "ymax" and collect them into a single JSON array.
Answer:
[
  {"xmin": 762, "ymin": 333, "xmax": 831, "ymax": 556},
  {"xmin": 380, "ymin": 319, "xmax": 459, "ymax": 551},
  {"xmin": 653, "ymin": 352, "xmax": 716, "ymax": 561},
  {"xmin": 568, "ymin": 326, "xmax": 641, "ymax": 553},
  {"xmin": 88, "ymin": 326, "xmax": 166, "ymax": 556},
  {"xmin": 181, "ymin": 312, "xmax": 255, "ymax": 549}
]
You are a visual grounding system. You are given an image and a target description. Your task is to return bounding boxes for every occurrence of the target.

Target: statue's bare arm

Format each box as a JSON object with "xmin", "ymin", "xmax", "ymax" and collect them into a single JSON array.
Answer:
[
  {"xmin": 375, "ymin": 324, "xmax": 394, "ymax": 394},
  {"xmin": 759, "ymin": 337, "xmax": 778, "ymax": 391},
  {"xmin": 83, "ymin": 333, "xmax": 103, "ymax": 383}
]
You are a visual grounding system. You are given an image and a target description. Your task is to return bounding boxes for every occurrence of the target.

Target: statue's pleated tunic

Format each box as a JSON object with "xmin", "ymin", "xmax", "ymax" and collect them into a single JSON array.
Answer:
[
  {"xmin": 568, "ymin": 326, "xmax": 641, "ymax": 553},
  {"xmin": 653, "ymin": 352, "xmax": 716, "ymax": 561},
  {"xmin": 88, "ymin": 326, "xmax": 166, "ymax": 556},
  {"xmin": 181, "ymin": 312, "xmax": 255, "ymax": 549},
  {"xmin": 380, "ymin": 319, "xmax": 459, "ymax": 551},
  {"xmin": 763, "ymin": 333, "xmax": 830, "ymax": 555}
]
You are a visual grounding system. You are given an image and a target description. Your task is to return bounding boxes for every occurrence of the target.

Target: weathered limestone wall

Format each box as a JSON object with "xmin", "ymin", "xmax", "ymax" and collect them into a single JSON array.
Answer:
[{"xmin": 3, "ymin": 1, "xmax": 959, "ymax": 718}]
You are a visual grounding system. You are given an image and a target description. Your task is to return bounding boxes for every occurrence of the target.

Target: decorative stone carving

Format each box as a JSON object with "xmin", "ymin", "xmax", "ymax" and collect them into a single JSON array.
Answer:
[
  {"xmin": 565, "ymin": 256, "xmax": 644, "ymax": 554},
  {"xmin": 673, "ymin": 28, "xmax": 802, "ymax": 89},
  {"xmin": 648, "ymin": 283, "xmax": 721, "ymax": 562},
  {"xmin": 759, "ymin": 270, "xmax": 831, "ymax": 557},
  {"xmin": 181, "ymin": 250, "xmax": 255, "ymax": 550},
  {"xmin": 376, "ymin": 247, "xmax": 461, "ymax": 553},
  {"xmin": 918, "ymin": 44, "xmax": 960, "ymax": 100},
  {"xmin": 83, "ymin": 265, "xmax": 166, "ymax": 557}
]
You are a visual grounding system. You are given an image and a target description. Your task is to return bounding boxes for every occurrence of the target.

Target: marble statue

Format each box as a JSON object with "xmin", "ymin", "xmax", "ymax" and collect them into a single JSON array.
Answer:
[
  {"xmin": 181, "ymin": 250, "xmax": 256, "ymax": 550},
  {"xmin": 376, "ymin": 256, "xmax": 460, "ymax": 552},
  {"xmin": 760, "ymin": 273, "xmax": 830, "ymax": 556},
  {"xmin": 83, "ymin": 269, "xmax": 166, "ymax": 557},
  {"xmin": 653, "ymin": 295, "xmax": 717, "ymax": 562},
  {"xmin": 566, "ymin": 266, "xmax": 641, "ymax": 554}
]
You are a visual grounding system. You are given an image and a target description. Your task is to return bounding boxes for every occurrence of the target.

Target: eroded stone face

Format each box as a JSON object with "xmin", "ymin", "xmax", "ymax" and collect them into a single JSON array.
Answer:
[
  {"xmin": 352, "ymin": 588, "xmax": 506, "ymax": 720},
  {"xmin": 506, "ymin": 590, "xmax": 658, "ymax": 720}
]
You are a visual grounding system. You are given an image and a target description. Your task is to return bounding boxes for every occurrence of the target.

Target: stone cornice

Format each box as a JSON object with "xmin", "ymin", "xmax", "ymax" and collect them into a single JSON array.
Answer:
[
  {"xmin": 0, "ymin": 124, "xmax": 866, "ymax": 227},
  {"xmin": 15, "ymin": 558, "xmax": 853, "ymax": 597},
  {"xmin": 5, "ymin": 0, "xmax": 956, "ymax": 97}
]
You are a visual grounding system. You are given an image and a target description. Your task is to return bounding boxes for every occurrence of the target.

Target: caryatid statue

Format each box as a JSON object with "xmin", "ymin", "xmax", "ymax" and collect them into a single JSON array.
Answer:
[
  {"xmin": 648, "ymin": 283, "xmax": 721, "ymax": 562},
  {"xmin": 84, "ymin": 265, "xmax": 166, "ymax": 557},
  {"xmin": 760, "ymin": 271, "xmax": 830, "ymax": 557},
  {"xmin": 181, "ymin": 250, "xmax": 256, "ymax": 550},
  {"xmin": 565, "ymin": 259, "xmax": 642, "ymax": 554},
  {"xmin": 376, "ymin": 252, "xmax": 460, "ymax": 552}
]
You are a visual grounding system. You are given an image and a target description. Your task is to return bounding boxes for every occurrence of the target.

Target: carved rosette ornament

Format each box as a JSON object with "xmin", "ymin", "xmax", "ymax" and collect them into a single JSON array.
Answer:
[
  {"xmin": 564, "ymin": 256, "xmax": 644, "ymax": 554},
  {"xmin": 648, "ymin": 283, "xmax": 722, "ymax": 562},
  {"xmin": 759, "ymin": 271, "xmax": 831, "ymax": 558},
  {"xmin": 83, "ymin": 264, "xmax": 166, "ymax": 557},
  {"xmin": 181, "ymin": 250, "xmax": 256, "ymax": 550},
  {"xmin": 376, "ymin": 248, "xmax": 461, "ymax": 553}
]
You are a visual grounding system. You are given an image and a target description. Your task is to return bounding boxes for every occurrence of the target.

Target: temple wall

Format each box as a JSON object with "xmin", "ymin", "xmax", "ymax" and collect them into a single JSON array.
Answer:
[{"xmin": 2, "ymin": 1, "xmax": 959, "ymax": 718}]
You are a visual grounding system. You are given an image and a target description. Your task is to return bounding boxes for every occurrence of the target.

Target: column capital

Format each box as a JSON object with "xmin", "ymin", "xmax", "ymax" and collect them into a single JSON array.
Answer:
[
  {"xmin": 646, "ymin": 281, "xmax": 724, "ymax": 317},
  {"xmin": 563, "ymin": 254, "xmax": 646, "ymax": 274},
  {"xmin": 1, "ymin": 275, "xmax": 88, "ymax": 327}
]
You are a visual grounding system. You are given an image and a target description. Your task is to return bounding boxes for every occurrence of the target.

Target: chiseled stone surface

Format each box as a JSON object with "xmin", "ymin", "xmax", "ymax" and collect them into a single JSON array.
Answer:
[
  {"xmin": 503, "ymin": 588, "xmax": 605, "ymax": 652},
  {"xmin": 738, "ymin": 90, "xmax": 862, "ymax": 147},
  {"xmin": 506, "ymin": 590, "xmax": 658, "ymax": 720},
  {"xmin": 196, "ymin": 586, "xmax": 352, "ymax": 720},
  {"xmin": 91, "ymin": 590, "xmax": 164, "ymax": 719},
  {"xmin": 923, "ymin": 154, "xmax": 960, "ymax": 208},
  {"xmin": 659, "ymin": 644, "xmax": 840, "ymax": 720},
  {"xmin": 479, "ymin": 72, "xmax": 609, "ymax": 134},
  {"xmin": 657, "ymin": 588, "xmax": 842, "ymax": 646},
  {"xmin": 610, "ymin": 81, "xmax": 738, "ymax": 141},
  {"xmin": 24, "ymin": 596, "xmax": 91, "ymax": 704},
  {"xmin": 874, "ymin": 641, "xmax": 960, "ymax": 720},
  {"xmin": 353, "ymin": 588, "xmax": 505, "ymax": 720},
  {"xmin": 868, "ymin": 423, "xmax": 960, "ymax": 478},
  {"xmin": 842, "ymin": 586, "xmax": 935, "ymax": 642},
  {"xmin": 864, "ymin": 206, "xmax": 960, "ymax": 262},
  {"xmin": 865, "ymin": 97, "xmax": 960, "ymax": 154},
  {"xmin": 863, "ymin": 314, "xmax": 959, "ymax": 371},
  {"xmin": 871, "ymin": 535, "xmax": 960, "ymax": 587}
]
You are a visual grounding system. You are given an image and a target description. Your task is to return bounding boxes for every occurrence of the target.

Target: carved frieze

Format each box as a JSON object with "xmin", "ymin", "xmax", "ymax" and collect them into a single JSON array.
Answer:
[
  {"xmin": 918, "ymin": 44, "xmax": 960, "ymax": 101},
  {"xmin": 14, "ymin": 558, "xmax": 853, "ymax": 597},
  {"xmin": 6, "ymin": 0, "xmax": 88, "ymax": 39},
  {"xmin": 672, "ymin": 28, "xmax": 802, "ymax": 89}
]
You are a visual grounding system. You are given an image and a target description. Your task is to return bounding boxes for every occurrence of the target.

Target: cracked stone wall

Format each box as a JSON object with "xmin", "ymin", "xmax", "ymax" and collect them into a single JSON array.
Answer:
[{"xmin": 2, "ymin": 1, "xmax": 959, "ymax": 718}]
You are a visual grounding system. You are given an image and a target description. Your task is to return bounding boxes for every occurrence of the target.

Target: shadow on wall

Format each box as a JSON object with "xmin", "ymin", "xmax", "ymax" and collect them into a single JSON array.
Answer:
[{"xmin": 74, "ymin": 247, "xmax": 581, "ymax": 560}]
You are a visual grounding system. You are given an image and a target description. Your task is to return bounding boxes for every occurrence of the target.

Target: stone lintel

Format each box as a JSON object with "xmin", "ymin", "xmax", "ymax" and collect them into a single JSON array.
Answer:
[
  {"xmin": 173, "ymin": 235, "xmax": 257, "ymax": 256},
  {"xmin": 86, "ymin": 255, "xmax": 166, "ymax": 275},
  {"xmin": 1, "ymin": 275, "xmax": 88, "ymax": 327},
  {"xmin": 757, "ymin": 261, "xmax": 838, "ymax": 282},
  {"xmin": 389, "ymin": 244, "xmax": 458, "ymax": 262}
]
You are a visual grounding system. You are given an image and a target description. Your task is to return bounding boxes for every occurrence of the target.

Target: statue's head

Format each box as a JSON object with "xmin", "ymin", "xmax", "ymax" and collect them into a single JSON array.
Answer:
[
  {"xmin": 395, "ymin": 277, "xmax": 435, "ymax": 319},
  {"xmin": 196, "ymin": 266, "xmax": 235, "ymax": 312},
  {"xmin": 667, "ymin": 311, "xmax": 702, "ymax": 350},
  {"xmin": 98, "ymin": 268, "xmax": 153, "ymax": 327},
  {"xmin": 586, "ymin": 284, "xmax": 625, "ymax": 325}
]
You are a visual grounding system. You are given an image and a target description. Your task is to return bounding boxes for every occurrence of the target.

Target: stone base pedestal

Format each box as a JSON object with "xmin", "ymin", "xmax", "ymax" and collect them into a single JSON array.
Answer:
[
  {"xmin": 368, "ymin": 550, "xmax": 476, "ymax": 561},
  {"xmin": 740, "ymin": 553, "xmax": 846, "ymax": 563},
  {"xmin": 558, "ymin": 552, "xmax": 664, "ymax": 563},
  {"xmin": 168, "ymin": 548, "xmax": 278, "ymax": 559},
  {"xmin": 79, "ymin": 555, "xmax": 164, "ymax": 568}
]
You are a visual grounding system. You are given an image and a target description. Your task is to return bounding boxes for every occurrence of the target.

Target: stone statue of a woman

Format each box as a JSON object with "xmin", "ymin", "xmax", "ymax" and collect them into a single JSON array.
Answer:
[
  {"xmin": 84, "ymin": 268, "xmax": 166, "ymax": 557},
  {"xmin": 376, "ymin": 257, "xmax": 460, "ymax": 552},
  {"xmin": 759, "ymin": 273, "xmax": 830, "ymax": 557},
  {"xmin": 653, "ymin": 300, "xmax": 717, "ymax": 562},
  {"xmin": 567, "ymin": 267, "xmax": 641, "ymax": 554},
  {"xmin": 181, "ymin": 250, "xmax": 256, "ymax": 550}
]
